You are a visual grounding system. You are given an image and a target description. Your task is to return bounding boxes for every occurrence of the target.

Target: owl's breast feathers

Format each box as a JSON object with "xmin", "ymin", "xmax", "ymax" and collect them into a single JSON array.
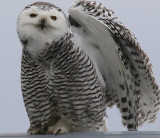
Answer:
[{"xmin": 21, "ymin": 33, "xmax": 106, "ymax": 129}]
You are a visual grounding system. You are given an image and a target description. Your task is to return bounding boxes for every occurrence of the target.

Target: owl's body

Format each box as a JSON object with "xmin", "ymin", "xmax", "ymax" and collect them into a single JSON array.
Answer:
[
  {"xmin": 21, "ymin": 33, "xmax": 106, "ymax": 133},
  {"xmin": 17, "ymin": 1, "xmax": 160, "ymax": 134},
  {"xmin": 18, "ymin": 2, "xmax": 107, "ymax": 134}
]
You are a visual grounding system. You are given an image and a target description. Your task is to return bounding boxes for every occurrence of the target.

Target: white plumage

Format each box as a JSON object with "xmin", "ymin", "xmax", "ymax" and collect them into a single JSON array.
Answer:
[
  {"xmin": 17, "ymin": 0, "xmax": 160, "ymax": 134},
  {"xmin": 69, "ymin": 0, "xmax": 160, "ymax": 130}
]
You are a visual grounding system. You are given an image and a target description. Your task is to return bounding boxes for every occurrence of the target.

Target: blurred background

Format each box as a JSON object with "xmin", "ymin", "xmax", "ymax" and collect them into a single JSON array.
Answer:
[{"xmin": 0, "ymin": 0, "xmax": 159, "ymax": 133}]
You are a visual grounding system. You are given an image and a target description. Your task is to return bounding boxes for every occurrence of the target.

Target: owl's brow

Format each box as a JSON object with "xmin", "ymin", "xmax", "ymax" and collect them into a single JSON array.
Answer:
[{"xmin": 24, "ymin": 2, "xmax": 62, "ymax": 12}]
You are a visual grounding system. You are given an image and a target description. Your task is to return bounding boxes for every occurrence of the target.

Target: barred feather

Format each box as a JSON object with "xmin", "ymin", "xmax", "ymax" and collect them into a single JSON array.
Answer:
[
  {"xmin": 69, "ymin": 0, "xmax": 160, "ymax": 130},
  {"xmin": 21, "ymin": 33, "xmax": 106, "ymax": 132}
]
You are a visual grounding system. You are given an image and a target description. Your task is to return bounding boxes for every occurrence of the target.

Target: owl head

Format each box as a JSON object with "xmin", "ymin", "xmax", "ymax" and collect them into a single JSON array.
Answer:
[{"xmin": 17, "ymin": 2, "xmax": 68, "ymax": 52}]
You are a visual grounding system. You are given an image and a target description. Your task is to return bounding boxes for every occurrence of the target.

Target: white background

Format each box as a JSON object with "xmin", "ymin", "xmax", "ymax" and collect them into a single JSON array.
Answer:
[{"xmin": 0, "ymin": 0, "xmax": 159, "ymax": 133}]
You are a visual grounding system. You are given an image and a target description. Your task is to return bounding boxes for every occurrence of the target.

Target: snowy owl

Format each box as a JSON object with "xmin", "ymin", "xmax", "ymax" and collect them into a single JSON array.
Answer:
[
  {"xmin": 17, "ymin": 0, "xmax": 160, "ymax": 134},
  {"xmin": 17, "ymin": 1, "xmax": 106, "ymax": 134}
]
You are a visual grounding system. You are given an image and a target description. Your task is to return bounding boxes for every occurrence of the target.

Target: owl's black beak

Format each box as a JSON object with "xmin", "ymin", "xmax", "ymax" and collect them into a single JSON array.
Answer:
[{"xmin": 39, "ymin": 19, "xmax": 46, "ymax": 30}]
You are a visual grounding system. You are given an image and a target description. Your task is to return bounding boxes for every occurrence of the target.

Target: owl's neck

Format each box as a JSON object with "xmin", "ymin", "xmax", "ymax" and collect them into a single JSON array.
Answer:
[
  {"xmin": 23, "ymin": 29, "xmax": 68, "ymax": 58},
  {"xmin": 23, "ymin": 33, "xmax": 74, "ymax": 62}
]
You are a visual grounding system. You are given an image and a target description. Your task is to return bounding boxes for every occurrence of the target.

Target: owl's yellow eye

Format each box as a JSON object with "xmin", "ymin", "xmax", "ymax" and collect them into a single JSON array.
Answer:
[
  {"xmin": 51, "ymin": 16, "xmax": 57, "ymax": 20},
  {"xmin": 30, "ymin": 13, "xmax": 37, "ymax": 18}
]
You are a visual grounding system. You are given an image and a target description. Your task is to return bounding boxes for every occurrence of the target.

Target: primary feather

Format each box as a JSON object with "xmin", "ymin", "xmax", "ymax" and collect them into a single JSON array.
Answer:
[{"xmin": 69, "ymin": 0, "xmax": 160, "ymax": 130}]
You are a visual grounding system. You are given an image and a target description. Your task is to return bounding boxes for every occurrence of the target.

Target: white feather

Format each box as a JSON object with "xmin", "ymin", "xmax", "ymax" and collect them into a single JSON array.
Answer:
[
  {"xmin": 17, "ymin": 5, "xmax": 68, "ymax": 56},
  {"xmin": 69, "ymin": 0, "xmax": 160, "ymax": 130}
]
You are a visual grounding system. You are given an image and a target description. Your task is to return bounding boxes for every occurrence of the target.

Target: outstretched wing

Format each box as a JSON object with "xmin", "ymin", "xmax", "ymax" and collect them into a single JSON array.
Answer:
[{"xmin": 69, "ymin": 0, "xmax": 160, "ymax": 130}]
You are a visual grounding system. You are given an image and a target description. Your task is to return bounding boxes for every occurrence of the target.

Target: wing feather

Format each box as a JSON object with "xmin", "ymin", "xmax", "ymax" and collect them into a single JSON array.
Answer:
[{"xmin": 69, "ymin": 0, "xmax": 160, "ymax": 129}]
